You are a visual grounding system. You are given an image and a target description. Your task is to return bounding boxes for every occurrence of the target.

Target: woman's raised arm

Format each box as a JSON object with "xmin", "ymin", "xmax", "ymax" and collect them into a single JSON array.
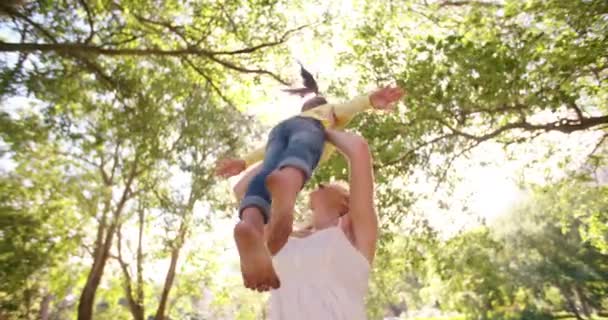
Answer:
[{"xmin": 324, "ymin": 129, "xmax": 378, "ymax": 263}]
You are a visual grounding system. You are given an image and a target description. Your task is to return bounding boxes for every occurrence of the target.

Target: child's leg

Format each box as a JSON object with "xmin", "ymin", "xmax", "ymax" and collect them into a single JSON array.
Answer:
[
  {"xmin": 265, "ymin": 167, "xmax": 302, "ymax": 255},
  {"xmin": 234, "ymin": 206, "xmax": 280, "ymax": 291},
  {"xmin": 235, "ymin": 124, "xmax": 288, "ymax": 291},
  {"xmin": 238, "ymin": 124, "xmax": 288, "ymax": 224},
  {"xmin": 266, "ymin": 118, "xmax": 325, "ymax": 254}
]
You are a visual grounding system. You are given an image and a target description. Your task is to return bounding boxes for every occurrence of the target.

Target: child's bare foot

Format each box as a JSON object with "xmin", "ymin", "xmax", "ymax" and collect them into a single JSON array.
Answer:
[
  {"xmin": 234, "ymin": 219, "xmax": 280, "ymax": 291},
  {"xmin": 266, "ymin": 168, "xmax": 302, "ymax": 255}
]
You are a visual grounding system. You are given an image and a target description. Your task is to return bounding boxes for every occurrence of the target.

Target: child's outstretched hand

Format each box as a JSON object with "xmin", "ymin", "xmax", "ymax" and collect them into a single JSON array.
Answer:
[
  {"xmin": 370, "ymin": 86, "xmax": 405, "ymax": 111},
  {"xmin": 215, "ymin": 158, "xmax": 246, "ymax": 178}
]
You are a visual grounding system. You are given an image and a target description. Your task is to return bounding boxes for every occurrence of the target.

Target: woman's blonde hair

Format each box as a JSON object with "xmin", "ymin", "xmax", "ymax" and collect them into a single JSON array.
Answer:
[{"xmin": 291, "ymin": 181, "xmax": 350, "ymax": 238}]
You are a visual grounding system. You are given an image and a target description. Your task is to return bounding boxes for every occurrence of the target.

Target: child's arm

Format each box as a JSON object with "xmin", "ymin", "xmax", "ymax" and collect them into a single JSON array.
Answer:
[
  {"xmin": 242, "ymin": 145, "xmax": 265, "ymax": 168},
  {"xmin": 333, "ymin": 86, "xmax": 405, "ymax": 127},
  {"xmin": 215, "ymin": 144, "xmax": 265, "ymax": 178},
  {"xmin": 331, "ymin": 95, "xmax": 373, "ymax": 128},
  {"xmin": 304, "ymin": 95, "xmax": 370, "ymax": 129},
  {"xmin": 304, "ymin": 86, "xmax": 405, "ymax": 129}
]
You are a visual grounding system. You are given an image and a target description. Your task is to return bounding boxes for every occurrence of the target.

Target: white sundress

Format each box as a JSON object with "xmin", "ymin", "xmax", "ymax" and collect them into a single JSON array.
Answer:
[{"xmin": 269, "ymin": 226, "xmax": 371, "ymax": 320}]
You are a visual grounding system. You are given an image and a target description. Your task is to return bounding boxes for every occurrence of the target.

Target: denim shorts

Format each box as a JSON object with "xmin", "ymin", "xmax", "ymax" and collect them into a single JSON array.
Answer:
[{"xmin": 239, "ymin": 116, "xmax": 325, "ymax": 223}]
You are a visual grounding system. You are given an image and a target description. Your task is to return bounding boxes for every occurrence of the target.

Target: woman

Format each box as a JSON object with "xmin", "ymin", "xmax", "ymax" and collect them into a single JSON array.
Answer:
[{"xmin": 233, "ymin": 128, "xmax": 378, "ymax": 320}]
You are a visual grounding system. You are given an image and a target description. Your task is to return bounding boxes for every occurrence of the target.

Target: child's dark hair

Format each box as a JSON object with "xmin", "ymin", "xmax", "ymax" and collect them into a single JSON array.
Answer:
[
  {"xmin": 301, "ymin": 96, "xmax": 328, "ymax": 112},
  {"xmin": 283, "ymin": 63, "xmax": 328, "ymax": 112}
]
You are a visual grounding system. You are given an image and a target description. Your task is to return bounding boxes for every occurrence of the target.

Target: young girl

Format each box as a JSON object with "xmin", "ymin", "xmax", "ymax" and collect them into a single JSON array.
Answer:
[{"xmin": 216, "ymin": 66, "xmax": 403, "ymax": 290}]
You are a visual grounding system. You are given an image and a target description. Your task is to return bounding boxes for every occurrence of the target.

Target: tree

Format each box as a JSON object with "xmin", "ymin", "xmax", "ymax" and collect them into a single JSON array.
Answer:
[
  {"xmin": 110, "ymin": 81, "xmax": 247, "ymax": 320},
  {"xmin": 365, "ymin": 221, "xmax": 438, "ymax": 319},
  {"xmin": 0, "ymin": 112, "xmax": 84, "ymax": 319},
  {"xmin": 501, "ymin": 179, "xmax": 608, "ymax": 319},
  {"xmin": 0, "ymin": 0, "xmax": 303, "ymax": 91},
  {"xmin": 423, "ymin": 176, "xmax": 608, "ymax": 319},
  {"xmin": 336, "ymin": 0, "xmax": 607, "ymax": 182},
  {"xmin": 1, "ymin": 1, "xmax": 303, "ymax": 319},
  {"xmin": 3, "ymin": 0, "xmax": 607, "ymax": 318}
]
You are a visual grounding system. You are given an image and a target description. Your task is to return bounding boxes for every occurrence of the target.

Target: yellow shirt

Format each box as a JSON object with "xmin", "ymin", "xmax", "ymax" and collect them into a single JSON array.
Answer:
[{"xmin": 242, "ymin": 95, "xmax": 372, "ymax": 167}]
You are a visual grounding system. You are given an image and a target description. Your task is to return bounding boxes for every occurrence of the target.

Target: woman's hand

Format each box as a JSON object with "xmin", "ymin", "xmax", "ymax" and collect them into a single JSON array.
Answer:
[
  {"xmin": 325, "ymin": 106, "xmax": 338, "ymax": 128},
  {"xmin": 324, "ymin": 129, "xmax": 370, "ymax": 160}
]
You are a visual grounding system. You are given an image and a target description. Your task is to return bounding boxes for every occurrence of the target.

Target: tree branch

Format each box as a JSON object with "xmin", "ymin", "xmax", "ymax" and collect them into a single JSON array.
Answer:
[
  {"xmin": 102, "ymin": 34, "xmax": 143, "ymax": 47},
  {"xmin": 439, "ymin": 0, "xmax": 503, "ymax": 8},
  {"xmin": 380, "ymin": 133, "xmax": 457, "ymax": 168},
  {"xmin": 433, "ymin": 140, "xmax": 482, "ymax": 192},
  {"xmin": 210, "ymin": 24, "xmax": 310, "ymax": 56},
  {"xmin": 458, "ymin": 103, "xmax": 528, "ymax": 118},
  {"xmin": 115, "ymin": 225, "xmax": 133, "ymax": 289},
  {"xmin": 1, "ymin": 4, "xmax": 57, "ymax": 43},
  {"xmin": 202, "ymin": 54, "xmax": 289, "ymax": 85},
  {"xmin": 0, "ymin": 25, "xmax": 29, "ymax": 94},
  {"xmin": 0, "ymin": 41, "xmax": 216, "ymax": 57},
  {"xmin": 569, "ymin": 102, "xmax": 584, "ymax": 121},
  {"xmin": 434, "ymin": 115, "xmax": 608, "ymax": 143},
  {"xmin": 4, "ymin": 2, "xmax": 297, "ymax": 86},
  {"xmin": 183, "ymin": 58, "xmax": 238, "ymax": 108},
  {"xmin": 110, "ymin": 142, "xmax": 121, "ymax": 184},
  {"xmin": 589, "ymin": 133, "xmax": 608, "ymax": 157},
  {"xmin": 99, "ymin": 157, "xmax": 111, "ymax": 186},
  {"xmin": 112, "ymin": 153, "xmax": 139, "ymax": 219},
  {"xmin": 127, "ymin": 11, "xmax": 190, "ymax": 43},
  {"xmin": 115, "ymin": 224, "xmax": 144, "ymax": 320},
  {"xmin": 2, "ymin": 17, "xmax": 305, "ymax": 59},
  {"xmin": 0, "ymin": 42, "xmax": 289, "ymax": 84},
  {"xmin": 78, "ymin": 0, "xmax": 95, "ymax": 43}
]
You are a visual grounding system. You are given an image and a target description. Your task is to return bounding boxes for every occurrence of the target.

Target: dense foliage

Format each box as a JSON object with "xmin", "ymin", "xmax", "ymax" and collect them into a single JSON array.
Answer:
[{"xmin": 1, "ymin": 0, "xmax": 606, "ymax": 319}]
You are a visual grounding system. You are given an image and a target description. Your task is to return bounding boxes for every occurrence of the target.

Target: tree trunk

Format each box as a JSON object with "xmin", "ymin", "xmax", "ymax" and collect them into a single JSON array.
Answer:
[
  {"xmin": 77, "ymin": 161, "xmax": 137, "ymax": 320},
  {"xmin": 39, "ymin": 292, "xmax": 52, "ymax": 320},
  {"xmin": 565, "ymin": 292, "xmax": 583, "ymax": 320},
  {"xmin": 129, "ymin": 303, "xmax": 145, "ymax": 320},
  {"xmin": 135, "ymin": 205, "xmax": 145, "ymax": 319},
  {"xmin": 116, "ymin": 224, "xmax": 145, "ymax": 320},
  {"xmin": 77, "ymin": 222, "xmax": 117, "ymax": 320},
  {"xmin": 120, "ymin": 268, "xmax": 145, "ymax": 320},
  {"xmin": 154, "ymin": 247, "xmax": 180, "ymax": 320},
  {"xmin": 116, "ymin": 204, "xmax": 146, "ymax": 320},
  {"xmin": 574, "ymin": 286, "xmax": 591, "ymax": 318},
  {"xmin": 154, "ymin": 222, "xmax": 187, "ymax": 320}
]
